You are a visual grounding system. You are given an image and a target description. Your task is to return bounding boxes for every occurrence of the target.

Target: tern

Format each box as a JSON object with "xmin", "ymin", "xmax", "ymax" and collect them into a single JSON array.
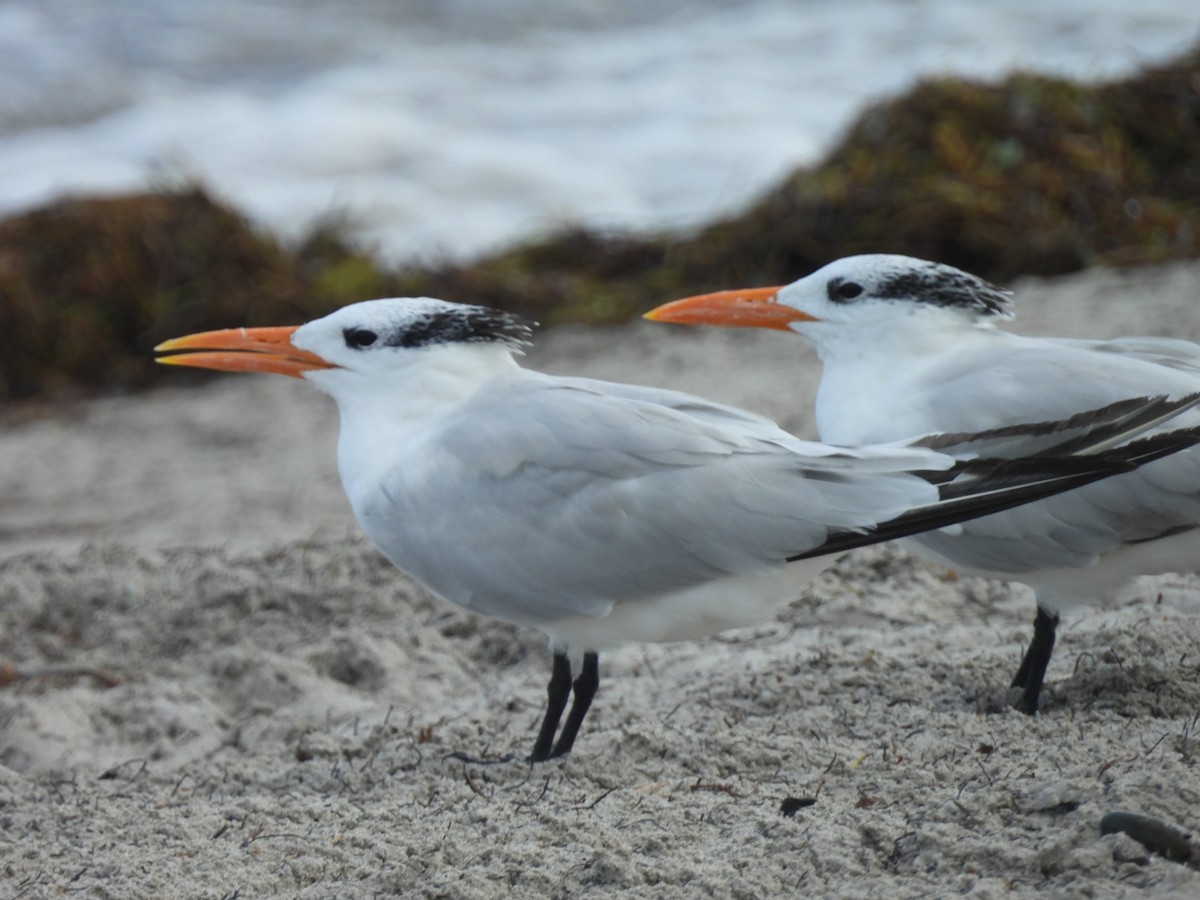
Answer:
[
  {"xmin": 647, "ymin": 254, "xmax": 1200, "ymax": 714},
  {"xmin": 157, "ymin": 296, "xmax": 1200, "ymax": 756}
]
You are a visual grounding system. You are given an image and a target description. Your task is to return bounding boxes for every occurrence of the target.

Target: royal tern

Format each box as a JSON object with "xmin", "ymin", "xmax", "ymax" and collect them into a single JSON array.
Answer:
[
  {"xmin": 647, "ymin": 254, "xmax": 1200, "ymax": 714},
  {"xmin": 157, "ymin": 296, "xmax": 1200, "ymax": 757}
]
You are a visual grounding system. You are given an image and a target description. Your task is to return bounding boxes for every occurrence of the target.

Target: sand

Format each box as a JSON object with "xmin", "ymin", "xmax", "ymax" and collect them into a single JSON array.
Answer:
[{"xmin": 2, "ymin": 261, "xmax": 1200, "ymax": 897}]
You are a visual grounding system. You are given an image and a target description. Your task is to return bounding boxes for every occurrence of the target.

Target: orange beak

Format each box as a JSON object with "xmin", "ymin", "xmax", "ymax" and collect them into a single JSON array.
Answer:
[
  {"xmin": 644, "ymin": 286, "xmax": 816, "ymax": 331},
  {"xmin": 154, "ymin": 325, "xmax": 337, "ymax": 379}
]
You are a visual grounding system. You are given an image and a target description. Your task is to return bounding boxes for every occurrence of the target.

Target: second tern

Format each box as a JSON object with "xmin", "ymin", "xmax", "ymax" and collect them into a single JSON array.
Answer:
[{"xmin": 648, "ymin": 254, "xmax": 1200, "ymax": 714}]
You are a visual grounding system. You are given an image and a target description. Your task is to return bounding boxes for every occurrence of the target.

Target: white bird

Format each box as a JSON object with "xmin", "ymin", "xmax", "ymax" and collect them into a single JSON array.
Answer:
[
  {"xmin": 156, "ymin": 296, "xmax": 1200, "ymax": 758},
  {"xmin": 647, "ymin": 254, "xmax": 1200, "ymax": 714}
]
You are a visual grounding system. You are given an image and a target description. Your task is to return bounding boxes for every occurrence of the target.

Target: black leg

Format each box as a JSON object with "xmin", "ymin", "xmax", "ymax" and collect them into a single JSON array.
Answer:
[
  {"xmin": 550, "ymin": 652, "xmax": 600, "ymax": 760},
  {"xmin": 530, "ymin": 652, "xmax": 573, "ymax": 763},
  {"xmin": 1011, "ymin": 606, "xmax": 1058, "ymax": 715},
  {"xmin": 1011, "ymin": 627, "xmax": 1036, "ymax": 689}
]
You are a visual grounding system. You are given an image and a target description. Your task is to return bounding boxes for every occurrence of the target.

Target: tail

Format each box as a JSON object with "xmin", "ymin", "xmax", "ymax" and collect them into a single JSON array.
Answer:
[{"xmin": 788, "ymin": 420, "xmax": 1200, "ymax": 562}]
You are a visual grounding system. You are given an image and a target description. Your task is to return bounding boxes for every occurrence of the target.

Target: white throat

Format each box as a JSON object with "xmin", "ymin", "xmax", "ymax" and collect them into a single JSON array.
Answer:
[
  {"xmin": 310, "ymin": 342, "xmax": 522, "ymax": 504},
  {"xmin": 803, "ymin": 310, "xmax": 1001, "ymax": 444}
]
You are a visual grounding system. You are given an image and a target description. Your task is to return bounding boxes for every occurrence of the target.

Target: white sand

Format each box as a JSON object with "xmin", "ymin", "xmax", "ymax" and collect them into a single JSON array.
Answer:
[{"xmin": 2, "ymin": 261, "xmax": 1200, "ymax": 896}]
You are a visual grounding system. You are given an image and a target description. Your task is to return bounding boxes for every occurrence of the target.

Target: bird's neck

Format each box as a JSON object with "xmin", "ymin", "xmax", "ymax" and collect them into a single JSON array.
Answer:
[
  {"xmin": 807, "ymin": 311, "xmax": 990, "ymax": 364},
  {"xmin": 331, "ymin": 343, "xmax": 521, "ymax": 500},
  {"xmin": 807, "ymin": 316, "xmax": 999, "ymax": 444}
]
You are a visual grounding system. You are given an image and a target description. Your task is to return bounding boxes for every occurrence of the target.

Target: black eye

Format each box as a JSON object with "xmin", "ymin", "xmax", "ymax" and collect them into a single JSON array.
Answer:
[
  {"xmin": 828, "ymin": 279, "xmax": 864, "ymax": 302},
  {"xmin": 344, "ymin": 328, "xmax": 378, "ymax": 349}
]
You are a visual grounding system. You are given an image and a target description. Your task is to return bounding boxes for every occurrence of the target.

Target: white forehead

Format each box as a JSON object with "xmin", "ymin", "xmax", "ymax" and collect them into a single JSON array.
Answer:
[
  {"xmin": 813, "ymin": 254, "xmax": 951, "ymax": 283},
  {"xmin": 292, "ymin": 296, "xmax": 535, "ymax": 353},
  {"xmin": 307, "ymin": 297, "xmax": 458, "ymax": 332}
]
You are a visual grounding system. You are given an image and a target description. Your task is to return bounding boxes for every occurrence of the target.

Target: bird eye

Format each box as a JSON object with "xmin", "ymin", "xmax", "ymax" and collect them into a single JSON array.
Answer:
[
  {"xmin": 829, "ymin": 280, "xmax": 864, "ymax": 301},
  {"xmin": 344, "ymin": 328, "xmax": 378, "ymax": 349}
]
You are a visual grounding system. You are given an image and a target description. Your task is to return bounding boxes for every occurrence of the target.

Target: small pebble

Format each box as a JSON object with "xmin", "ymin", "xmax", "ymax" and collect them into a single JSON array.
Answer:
[
  {"xmin": 780, "ymin": 796, "xmax": 817, "ymax": 817},
  {"xmin": 1099, "ymin": 811, "xmax": 1195, "ymax": 864}
]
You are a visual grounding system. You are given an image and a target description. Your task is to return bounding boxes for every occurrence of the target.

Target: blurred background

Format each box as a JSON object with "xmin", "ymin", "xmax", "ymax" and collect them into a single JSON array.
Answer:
[
  {"xmin": 2, "ymin": 0, "xmax": 1196, "ymax": 263},
  {"xmin": 1, "ymin": 0, "xmax": 1198, "ymax": 401}
]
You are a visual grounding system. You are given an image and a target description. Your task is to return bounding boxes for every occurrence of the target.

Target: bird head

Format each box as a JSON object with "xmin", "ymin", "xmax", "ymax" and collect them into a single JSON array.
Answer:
[
  {"xmin": 645, "ymin": 255, "xmax": 1013, "ymax": 345},
  {"xmin": 156, "ymin": 297, "xmax": 535, "ymax": 397}
]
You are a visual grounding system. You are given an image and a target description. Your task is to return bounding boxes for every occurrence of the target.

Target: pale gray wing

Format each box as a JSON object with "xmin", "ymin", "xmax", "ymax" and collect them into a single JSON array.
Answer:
[
  {"xmin": 897, "ymin": 339, "xmax": 1200, "ymax": 434},
  {"xmin": 367, "ymin": 375, "xmax": 948, "ymax": 627},
  {"xmin": 912, "ymin": 452, "xmax": 1200, "ymax": 573},
  {"xmin": 1094, "ymin": 336, "xmax": 1200, "ymax": 376},
  {"xmin": 898, "ymin": 341, "xmax": 1200, "ymax": 572},
  {"xmin": 520, "ymin": 373, "xmax": 806, "ymax": 444}
]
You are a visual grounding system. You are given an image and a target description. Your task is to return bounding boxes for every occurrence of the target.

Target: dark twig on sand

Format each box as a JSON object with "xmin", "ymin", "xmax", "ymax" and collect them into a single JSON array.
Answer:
[{"xmin": 0, "ymin": 661, "xmax": 120, "ymax": 688}]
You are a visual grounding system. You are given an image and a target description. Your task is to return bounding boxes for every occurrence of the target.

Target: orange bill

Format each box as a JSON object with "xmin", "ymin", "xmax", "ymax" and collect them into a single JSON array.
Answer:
[
  {"xmin": 155, "ymin": 325, "xmax": 337, "ymax": 379},
  {"xmin": 644, "ymin": 287, "xmax": 816, "ymax": 331}
]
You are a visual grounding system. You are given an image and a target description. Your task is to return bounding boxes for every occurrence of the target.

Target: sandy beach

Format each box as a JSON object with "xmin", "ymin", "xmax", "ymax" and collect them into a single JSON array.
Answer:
[{"xmin": 3, "ymin": 260, "xmax": 1200, "ymax": 897}]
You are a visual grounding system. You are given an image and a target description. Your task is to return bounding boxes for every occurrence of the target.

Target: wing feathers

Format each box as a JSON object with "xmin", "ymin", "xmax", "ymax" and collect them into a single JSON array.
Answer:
[{"xmin": 363, "ymin": 374, "xmax": 1199, "ymax": 627}]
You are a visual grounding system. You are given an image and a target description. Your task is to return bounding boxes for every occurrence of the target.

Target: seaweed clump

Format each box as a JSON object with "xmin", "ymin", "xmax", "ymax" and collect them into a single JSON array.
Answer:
[
  {"xmin": 701, "ymin": 45, "xmax": 1200, "ymax": 283},
  {"xmin": 0, "ymin": 188, "xmax": 325, "ymax": 401}
]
